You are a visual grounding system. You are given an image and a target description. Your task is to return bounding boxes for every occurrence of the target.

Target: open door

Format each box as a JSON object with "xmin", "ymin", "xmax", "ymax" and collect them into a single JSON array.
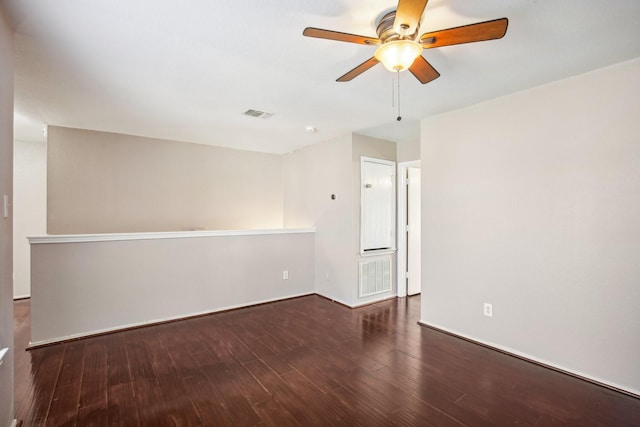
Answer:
[{"xmin": 407, "ymin": 167, "xmax": 421, "ymax": 296}]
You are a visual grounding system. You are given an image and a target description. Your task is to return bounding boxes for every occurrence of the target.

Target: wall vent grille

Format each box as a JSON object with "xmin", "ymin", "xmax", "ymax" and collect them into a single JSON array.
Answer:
[
  {"xmin": 359, "ymin": 257, "xmax": 392, "ymax": 298},
  {"xmin": 242, "ymin": 109, "xmax": 272, "ymax": 119}
]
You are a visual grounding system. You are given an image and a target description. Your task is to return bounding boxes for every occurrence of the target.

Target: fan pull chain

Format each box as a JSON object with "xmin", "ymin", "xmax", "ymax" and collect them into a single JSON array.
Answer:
[
  {"xmin": 396, "ymin": 69, "xmax": 402, "ymax": 121},
  {"xmin": 391, "ymin": 73, "xmax": 396, "ymax": 109}
]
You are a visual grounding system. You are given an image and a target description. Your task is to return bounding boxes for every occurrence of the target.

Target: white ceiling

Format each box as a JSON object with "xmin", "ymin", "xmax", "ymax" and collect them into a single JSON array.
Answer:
[{"xmin": 3, "ymin": 0, "xmax": 640, "ymax": 154}]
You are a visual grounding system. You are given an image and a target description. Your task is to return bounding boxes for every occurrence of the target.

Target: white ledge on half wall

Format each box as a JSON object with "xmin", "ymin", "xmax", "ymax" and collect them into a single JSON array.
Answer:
[{"xmin": 27, "ymin": 227, "xmax": 316, "ymax": 244}]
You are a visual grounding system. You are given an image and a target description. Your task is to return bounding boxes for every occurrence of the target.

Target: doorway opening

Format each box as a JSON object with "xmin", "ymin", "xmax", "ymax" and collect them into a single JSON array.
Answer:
[{"xmin": 397, "ymin": 161, "xmax": 421, "ymax": 298}]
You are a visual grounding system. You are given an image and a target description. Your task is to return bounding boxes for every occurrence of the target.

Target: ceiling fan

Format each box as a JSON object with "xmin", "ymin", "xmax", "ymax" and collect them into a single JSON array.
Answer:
[{"xmin": 303, "ymin": 0, "xmax": 508, "ymax": 84}]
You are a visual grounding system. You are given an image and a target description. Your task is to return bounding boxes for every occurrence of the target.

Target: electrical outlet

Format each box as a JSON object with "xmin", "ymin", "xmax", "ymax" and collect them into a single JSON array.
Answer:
[
  {"xmin": 483, "ymin": 303, "xmax": 493, "ymax": 317},
  {"xmin": 282, "ymin": 270, "xmax": 289, "ymax": 280}
]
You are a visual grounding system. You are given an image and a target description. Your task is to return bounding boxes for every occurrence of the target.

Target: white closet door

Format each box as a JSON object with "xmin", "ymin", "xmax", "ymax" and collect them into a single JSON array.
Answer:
[{"xmin": 361, "ymin": 158, "xmax": 395, "ymax": 252}]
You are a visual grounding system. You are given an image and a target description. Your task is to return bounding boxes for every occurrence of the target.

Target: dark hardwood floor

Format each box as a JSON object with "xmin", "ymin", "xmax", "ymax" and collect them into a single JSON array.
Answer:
[{"xmin": 14, "ymin": 295, "xmax": 640, "ymax": 426}]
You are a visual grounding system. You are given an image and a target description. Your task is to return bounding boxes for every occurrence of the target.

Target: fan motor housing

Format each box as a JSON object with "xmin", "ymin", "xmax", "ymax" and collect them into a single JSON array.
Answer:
[{"xmin": 376, "ymin": 11, "xmax": 419, "ymax": 42}]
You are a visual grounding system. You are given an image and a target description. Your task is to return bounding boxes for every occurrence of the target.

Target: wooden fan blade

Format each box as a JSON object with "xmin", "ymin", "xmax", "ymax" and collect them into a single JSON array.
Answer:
[
  {"xmin": 337, "ymin": 57, "xmax": 380, "ymax": 82},
  {"xmin": 409, "ymin": 56, "xmax": 440, "ymax": 84},
  {"xmin": 303, "ymin": 27, "xmax": 380, "ymax": 45},
  {"xmin": 419, "ymin": 18, "xmax": 508, "ymax": 48},
  {"xmin": 394, "ymin": 0, "xmax": 429, "ymax": 35}
]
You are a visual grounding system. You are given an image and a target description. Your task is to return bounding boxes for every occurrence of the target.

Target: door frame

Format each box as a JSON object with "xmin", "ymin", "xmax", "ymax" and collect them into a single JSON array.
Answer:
[{"xmin": 396, "ymin": 160, "xmax": 420, "ymax": 298}]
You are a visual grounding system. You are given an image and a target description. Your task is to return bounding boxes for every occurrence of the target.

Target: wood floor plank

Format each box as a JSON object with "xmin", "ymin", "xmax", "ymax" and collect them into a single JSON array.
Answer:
[
  {"xmin": 198, "ymin": 362, "xmax": 262, "ymax": 425},
  {"xmin": 15, "ymin": 344, "xmax": 65, "ymax": 426},
  {"xmin": 131, "ymin": 377, "xmax": 175, "ymax": 427},
  {"xmin": 227, "ymin": 321, "xmax": 288, "ymax": 358},
  {"xmin": 193, "ymin": 317, "xmax": 258, "ymax": 364},
  {"xmin": 76, "ymin": 337, "xmax": 109, "ymax": 426},
  {"xmin": 279, "ymin": 370, "xmax": 361, "ymax": 425},
  {"xmin": 454, "ymin": 393, "xmax": 536, "ymax": 426},
  {"xmin": 258, "ymin": 351, "xmax": 295, "ymax": 376},
  {"xmin": 107, "ymin": 383, "xmax": 140, "ymax": 427},
  {"xmin": 248, "ymin": 310, "xmax": 305, "ymax": 350},
  {"xmin": 280, "ymin": 346, "xmax": 346, "ymax": 392},
  {"xmin": 512, "ymin": 378, "xmax": 640, "ymax": 426},
  {"xmin": 243, "ymin": 358, "xmax": 328, "ymax": 426},
  {"xmin": 338, "ymin": 366, "xmax": 409, "ymax": 416},
  {"xmin": 372, "ymin": 361, "xmax": 496, "ymax": 427},
  {"xmin": 374, "ymin": 363, "xmax": 466, "ymax": 405},
  {"xmin": 391, "ymin": 396, "xmax": 464, "ymax": 427},
  {"xmin": 105, "ymin": 333, "xmax": 133, "ymax": 387},
  {"xmin": 252, "ymin": 397, "xmax": 302, "ymax": 427},
  {"xmin": 315, "ymin": 337, "xmax": 387, "ymax": 371},
  {"xmin": 155, "ymin": 373, "xmax": 204, "ymax": 427},
  {"xmin": 329, "ymin": 385, "xmax": 392, "ymax": 426},
  {"xmin": 123, "ymin": 332, "xmax": 158, "ymax": 380},
  {"xmin": 215, "ymin": 360, "xmax": 271, "ymax": 405},
  {"xmin": 132, "ymin": 325, "xmax": 203, "ymax": 426},
  {"xmin": 104, "ymin": 334, "xmax": 140, "ymax": 427},
  {"xmin": 13, "ymin": 296, "xmax": 640, "ymax": 426},
  {"xmin": 43, "ymin": 341, "xmax": 87, "ymax": 427},
  {"xmin": 181, "ymin": 374, "xmax": 237, "ymax": 426}
]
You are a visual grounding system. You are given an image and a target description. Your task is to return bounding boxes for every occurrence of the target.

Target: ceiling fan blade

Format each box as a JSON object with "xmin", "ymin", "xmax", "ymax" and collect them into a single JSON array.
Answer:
[
  {"xmin": 394, "ymin": 0, "xmax": 429, "ymax": 35},
  {"xmin": 303, "ymin": 27, "xmax": 380, "ymax": 45},
  {"xmin": 337, "ymin": 57, "xmax": 380, "ymax": 82},
  {"xmin": 409, "ymin": 56, "xmax": 440, "ymax": 84},
  {"xmin": 419, "ymin": 18, "xmax": 508, "ymax": 48}
]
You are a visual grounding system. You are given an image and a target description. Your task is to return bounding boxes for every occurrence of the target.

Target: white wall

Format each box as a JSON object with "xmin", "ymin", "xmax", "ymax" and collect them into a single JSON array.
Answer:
[
  {"xmin": 0, "ymin": 6, "xmax": 14, "ymax": 426},
  {"xmin": 420, "ymin": 58, "xmax": 640, "ymax": 395},
  {"xmin": 30, "ymin": 230, "xmax": 315, "ymax": 345},
  {"xmin": 47, "ymin": 126, "xmax": 284, "ymax": 234},
  {"xmin": 13, "ymin": 139, "xmax": 46, "ymax": 298}
]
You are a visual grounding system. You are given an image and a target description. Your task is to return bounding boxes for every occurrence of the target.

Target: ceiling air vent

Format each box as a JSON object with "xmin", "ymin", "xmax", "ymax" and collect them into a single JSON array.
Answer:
[{"xmin": 242, "ymin": 109, "xmax": 272, "ymax": 119}]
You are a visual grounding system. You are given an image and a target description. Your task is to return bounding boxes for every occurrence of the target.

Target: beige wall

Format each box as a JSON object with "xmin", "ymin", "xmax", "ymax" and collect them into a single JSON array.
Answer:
[
  {"xmin": 42, "ymin": 124, "xmax": 399, "ymax": 308},
  {"xmin": 13, "ymin": 139, "xmax": 46, "ymax": 298},
  {"xmin": 284, "ymin": 133, "xmax": 397, "ymax": 306},
  {"xmin": 284, "ymin": 135, "xmax": 355, "ymax": 305},
  {"xmin": 0, "ymin": 6, "xmax": 14, "ymax": 425},
  {"xmin": 420, "ymin": 58, "xmax": 640, "ymax": 395},
  {"xmin": 396, "ymin": 137, "xmax": 420, "ymax": 163},
  {"xmin": 47, "ymin": 126, "xmax": 284, "ymax": 233}
]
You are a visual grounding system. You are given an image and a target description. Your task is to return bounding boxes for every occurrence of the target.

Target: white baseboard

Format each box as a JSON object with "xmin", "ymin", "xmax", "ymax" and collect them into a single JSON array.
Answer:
[
  {"xmin": 314, "ymin": 292, "xmax": 351, "ymax": 308},
  {"xmin": 351, "ymin": 294, "xmax": 397, "ymax": 308},
  {"xmin": 315, "ymin": 292, "xmax": 397, "ymax": 309}
]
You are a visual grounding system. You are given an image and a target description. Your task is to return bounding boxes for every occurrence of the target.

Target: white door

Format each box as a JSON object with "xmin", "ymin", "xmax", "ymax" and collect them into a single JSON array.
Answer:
[
  {"xmin": 361, "ymin": 158, "xmax": 395, "ymax": 252},
  {"xmin": 407, "ymin": 167, "xmax": 421, "ymax": 296}
]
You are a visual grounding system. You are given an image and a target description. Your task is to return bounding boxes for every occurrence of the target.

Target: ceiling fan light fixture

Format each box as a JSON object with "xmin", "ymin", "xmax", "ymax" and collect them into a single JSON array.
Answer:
[{"xmin": 374, "ymin": 39, "xmax": 422, "ymax": 72}]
